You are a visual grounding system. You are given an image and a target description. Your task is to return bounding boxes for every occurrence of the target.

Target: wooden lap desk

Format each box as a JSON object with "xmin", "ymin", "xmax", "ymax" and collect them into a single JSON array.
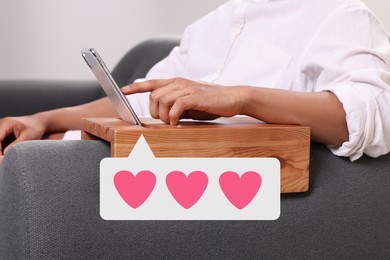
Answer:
[{"xmin": 81, "ymin": 117, "xmax": 310, "ymax": 193}]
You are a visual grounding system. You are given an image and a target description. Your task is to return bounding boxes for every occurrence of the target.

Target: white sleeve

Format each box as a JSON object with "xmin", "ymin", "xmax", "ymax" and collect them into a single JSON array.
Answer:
[
  {"xmin": 125, "ymin": 92, "xmax": 151, "ymax": 117},
  {"xmin": 300, "ymin": 4, "xmax": 390, "ymax": 161},
  {"xmin": 127, "ymin": 25, "xmax": 194, "ymax": 117},
  {"xmin": 62, "ymin": 130, "xmax": 81, "ymax": 140},
  {"xmin": 145, "ymin": 25, "xmax": 192, "ymax": 80}
]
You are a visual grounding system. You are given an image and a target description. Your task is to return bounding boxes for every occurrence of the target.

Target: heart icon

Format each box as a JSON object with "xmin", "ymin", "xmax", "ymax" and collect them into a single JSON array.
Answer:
[
  {"xmin": 113, "ymin": 170, "xmax": 156, "ymax": 209},
  {"xmin": 219, "ymin": 171, "xmax": 262, "ymax": 209},
  {"xmin": 166, "ymin": 171, "xmax": 208, "ymax": 209}
]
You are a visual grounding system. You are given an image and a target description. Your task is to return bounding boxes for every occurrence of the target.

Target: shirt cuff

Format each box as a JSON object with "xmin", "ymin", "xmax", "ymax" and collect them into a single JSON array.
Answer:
[
  {"xmin": 326, "ymin": 83, "xmax": 387, "ymax": 161},
  {"xmin": 63, "ymin": 130, "xmax": 82, "ymax": 140}
]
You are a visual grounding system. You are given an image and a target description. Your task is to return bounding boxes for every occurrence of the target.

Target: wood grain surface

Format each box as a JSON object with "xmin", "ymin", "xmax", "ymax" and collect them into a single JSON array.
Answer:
[{"xmin": 82, "ymin": 117, "xmax": 310, "ymax": 193}]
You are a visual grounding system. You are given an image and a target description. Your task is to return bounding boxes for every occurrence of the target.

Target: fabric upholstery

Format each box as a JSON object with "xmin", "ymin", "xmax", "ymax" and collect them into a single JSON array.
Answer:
[
  {"xmin": 0, "ymin": 141, "xmax": 389, "ymax": 259},
  {"xmin": 0, "ymin": 80, "xmax": 101, "ymax": 117}
]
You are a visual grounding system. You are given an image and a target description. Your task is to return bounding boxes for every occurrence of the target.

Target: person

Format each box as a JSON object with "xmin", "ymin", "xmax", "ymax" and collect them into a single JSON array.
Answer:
[{"xmin": 1, "ymin": 0, "xmax": 390, "ymax": 162}]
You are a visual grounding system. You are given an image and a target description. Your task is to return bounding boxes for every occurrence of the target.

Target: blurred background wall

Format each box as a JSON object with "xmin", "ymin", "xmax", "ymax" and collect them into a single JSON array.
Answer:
[{"xmin": 0, "ymin": 0, "xmax": 388, "ymax": 80}]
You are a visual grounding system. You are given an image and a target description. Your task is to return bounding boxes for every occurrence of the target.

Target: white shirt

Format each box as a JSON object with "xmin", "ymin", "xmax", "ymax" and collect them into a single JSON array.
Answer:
[
  {"xmin": 67, "ymin": 0, "xmax": 390, "ymax": 161},
  {"xmin": 124, "ymin": 0, "xmax": 390, "ymax": 161}
]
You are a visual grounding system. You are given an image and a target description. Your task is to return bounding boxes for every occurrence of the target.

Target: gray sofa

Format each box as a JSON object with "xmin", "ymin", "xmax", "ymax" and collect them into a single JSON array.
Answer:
[{"xmin": 1, "ymin": 37, "xmax": 389, "ymax": 260}]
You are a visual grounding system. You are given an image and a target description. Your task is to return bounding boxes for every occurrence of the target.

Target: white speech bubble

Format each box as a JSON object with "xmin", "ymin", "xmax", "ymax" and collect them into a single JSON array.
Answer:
[{"xmin": 100, "ymin": 135, "xmax": 280, "ymax": 220}]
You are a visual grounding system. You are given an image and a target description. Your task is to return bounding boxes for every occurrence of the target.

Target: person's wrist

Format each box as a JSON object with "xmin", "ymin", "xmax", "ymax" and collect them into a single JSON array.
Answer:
[
  {"xmin": 236, "ymin": 86, "xmax": 255, "ymax": 116},
  {"xmin": 32, "ymin": 111, "xmax": 50, "ymax": 133}
]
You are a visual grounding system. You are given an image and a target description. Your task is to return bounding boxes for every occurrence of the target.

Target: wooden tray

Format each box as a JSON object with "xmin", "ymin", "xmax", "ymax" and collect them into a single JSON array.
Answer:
[{"xmin": 81, "ymin": 117, "xmax": 310, "ymax": 193}]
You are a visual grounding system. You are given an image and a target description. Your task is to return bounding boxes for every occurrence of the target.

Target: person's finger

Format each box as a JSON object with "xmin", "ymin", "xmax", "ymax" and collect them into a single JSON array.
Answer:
[
  {"xmin": 169, "ymin": 95, "xmax": 204, "ymax": 125},
  {"xmin": 0, "ymin": 155, "xmax": 3, "ymax": 164},
  {"xmin": 149, "ymin": 92, "xmax": 159, "ymax": 119},
  {"xmin": 158, "ymin": 88, "xmax": 194, "ymax": 123},
  {"xmin": 148, "ymin": 82, "xmax": 177, "ymax": 119},
  {"xmin": 148, "ymin": 80, "xmax": 191, "ymax": 120},
  {"xmin": 121, "ymin": 78, "xmax": 177, "ymax": 94},
  {"xmin": 158, "ymin": 102, "xmax": 170, "ymax": 123},
  {"xmin": 0, "ymin": 120, "xmax": 10, "ymax": 141}
]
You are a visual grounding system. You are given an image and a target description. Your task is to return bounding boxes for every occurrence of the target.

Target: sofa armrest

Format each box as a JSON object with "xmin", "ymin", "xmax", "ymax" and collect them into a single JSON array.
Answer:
[
  {"xmin": 0, "ymin": 140, "xmax": 110, "ymax": 259},
  {"xmin": 0, "ymin": 140, "xmax": 389, "ymax": 259},
  {"xmin": 0, "ymin": 80, "xmax": 104, "ymax": 117}
]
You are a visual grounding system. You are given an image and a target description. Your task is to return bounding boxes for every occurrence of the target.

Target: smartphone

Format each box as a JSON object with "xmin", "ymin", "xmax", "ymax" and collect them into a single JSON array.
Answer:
[{"xmin": 81, "ymin": 48, "xmax": 142, "ymax": 126}]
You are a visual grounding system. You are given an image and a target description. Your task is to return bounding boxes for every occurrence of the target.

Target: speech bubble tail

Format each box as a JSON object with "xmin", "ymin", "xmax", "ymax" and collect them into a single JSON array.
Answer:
[{"xmin": 127, "ymin": 135, "xmax": 156, "ymax": 160}]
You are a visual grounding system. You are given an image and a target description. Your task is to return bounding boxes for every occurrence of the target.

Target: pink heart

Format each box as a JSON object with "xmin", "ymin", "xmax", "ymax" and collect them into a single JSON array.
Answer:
[
  {"xmin": 219, "ymin": 171, "xmax": 262, "ymax": 209},
  {"xmin": 114, "ymin": 170, "xmax": 156, "ymax": 209},
  {"xmin": 166, "ymin": 171, "xmax": 208, "ymax": 209}
]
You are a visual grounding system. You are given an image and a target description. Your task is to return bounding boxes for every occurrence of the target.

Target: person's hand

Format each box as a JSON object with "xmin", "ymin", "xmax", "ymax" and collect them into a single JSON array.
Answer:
[
  {"xmin": 121, "ymin": 78, "xmax": 246, "ymax": 125},
  {"xmin": 0, "ymin": 115, "xmax": 46, "ymax": 163}
]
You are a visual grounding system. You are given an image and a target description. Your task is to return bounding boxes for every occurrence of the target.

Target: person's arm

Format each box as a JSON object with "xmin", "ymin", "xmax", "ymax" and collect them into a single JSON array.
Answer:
[
  {"xmin": 121, "ymin": 78, "xmax": 349, "ymax": 147},
  {"xmin": 239, "ymin": 86, "xmax": 348, "ymax": 146},
  {"xmin": 0, "ymin": 97, "xmax": 117, "ymax": 156},
  {"xmin": 38, "ymin": 97, "xmax": 117, "ymax": 133}
]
